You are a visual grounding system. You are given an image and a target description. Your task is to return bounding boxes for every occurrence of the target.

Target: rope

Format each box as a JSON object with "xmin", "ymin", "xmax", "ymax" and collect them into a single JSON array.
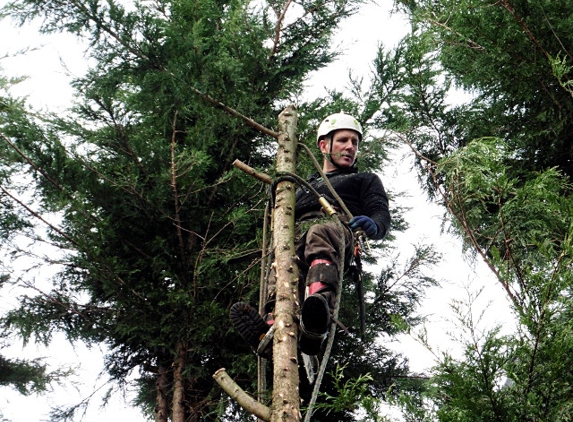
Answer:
[
  {"xmin": 299, "ymin": 143, "xmax": 354, "ymax": 220},
  {"xmin": 257, "ymin": 200, "xmax": 271, "ymax": 419}
]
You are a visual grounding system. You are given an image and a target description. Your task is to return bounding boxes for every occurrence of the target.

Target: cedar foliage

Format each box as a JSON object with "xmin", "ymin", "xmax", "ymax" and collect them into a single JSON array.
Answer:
[
  {"xmin": 0, "ymin": 0, "xmax": 439, "ymax": 420},
  {"xmin": 377, "ymin": 1, "xmax": 573, "ymax": 420}
]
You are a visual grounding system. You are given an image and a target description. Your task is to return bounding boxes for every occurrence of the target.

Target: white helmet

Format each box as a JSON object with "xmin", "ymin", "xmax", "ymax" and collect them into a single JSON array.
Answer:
[{"xmin": 316, "ymin": 112, "xmax": 363, "ymax": 147}]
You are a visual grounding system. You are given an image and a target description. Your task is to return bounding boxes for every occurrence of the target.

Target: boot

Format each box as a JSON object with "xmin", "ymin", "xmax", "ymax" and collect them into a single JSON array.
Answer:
[
  {"xmin": 230, "ymin": 302, "xmax": 273, "ymax": 359},
  {"xmin": 299, "ymin": 259, "xmax": 338, "ymax": 355}
]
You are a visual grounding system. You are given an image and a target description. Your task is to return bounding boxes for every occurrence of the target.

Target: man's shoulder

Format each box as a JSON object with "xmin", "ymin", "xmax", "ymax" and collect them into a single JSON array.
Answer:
[{"xmin": 345, "ymin": 170, "xmax": 380, "ymax": 182}]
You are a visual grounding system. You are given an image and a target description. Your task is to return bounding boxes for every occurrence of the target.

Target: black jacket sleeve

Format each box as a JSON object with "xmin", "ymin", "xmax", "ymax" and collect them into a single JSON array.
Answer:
[{"xmin": 359, "ymin": 173, "xmax": 390, "ymax": 240}]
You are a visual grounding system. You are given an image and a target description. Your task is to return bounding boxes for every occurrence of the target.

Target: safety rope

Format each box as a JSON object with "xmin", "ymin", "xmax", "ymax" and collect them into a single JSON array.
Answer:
[{"xmin": 257, "ymin": 200, "xmax": 271, "ymax": 421}]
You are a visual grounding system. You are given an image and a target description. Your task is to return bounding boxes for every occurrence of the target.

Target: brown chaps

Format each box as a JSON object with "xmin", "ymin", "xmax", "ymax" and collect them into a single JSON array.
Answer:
[{"xmin": 264, "ymin": 217, "xmax": 353, "ymax": 314}]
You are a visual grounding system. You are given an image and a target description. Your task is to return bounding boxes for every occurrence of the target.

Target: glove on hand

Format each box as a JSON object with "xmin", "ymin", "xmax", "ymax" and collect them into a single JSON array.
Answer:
[{"xmin": 349, "ymin": 215, "xmax": 378, "ymax": 238}]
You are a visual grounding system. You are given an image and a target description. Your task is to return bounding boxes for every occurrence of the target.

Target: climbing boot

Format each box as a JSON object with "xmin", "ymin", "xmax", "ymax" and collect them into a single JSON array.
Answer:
[
  {"xmin": 300, "ymin": 293, "xmax": 330, "ymax": 355},
  {"xmin": 230, "ymin": 302, "xmax": 273, "ymax": 359},
  {"xmin": 299, "ymin": 260, "xmax": 338, "ymax": 356}
]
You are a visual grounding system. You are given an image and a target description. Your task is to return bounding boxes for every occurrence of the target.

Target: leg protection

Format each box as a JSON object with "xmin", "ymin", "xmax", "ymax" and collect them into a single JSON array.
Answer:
[
  {"xmin": 305, "ymin": 260, "xmax": 339, "ymax": 310},
  {"xmin": 300, "ymin": 260, "xmax": 340, "ymax": 355}
]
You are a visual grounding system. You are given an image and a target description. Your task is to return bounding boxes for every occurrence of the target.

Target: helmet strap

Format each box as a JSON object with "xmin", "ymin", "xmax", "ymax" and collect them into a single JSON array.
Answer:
[{"xmin": 322, "ymin": 134, "xmax": 358, "ymax": 171}]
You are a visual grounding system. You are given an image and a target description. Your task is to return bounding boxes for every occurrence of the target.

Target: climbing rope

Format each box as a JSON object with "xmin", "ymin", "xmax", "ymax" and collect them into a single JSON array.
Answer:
[{"xmin": 257, "ymin": 200, "xmax": 272, "ymax": 419}]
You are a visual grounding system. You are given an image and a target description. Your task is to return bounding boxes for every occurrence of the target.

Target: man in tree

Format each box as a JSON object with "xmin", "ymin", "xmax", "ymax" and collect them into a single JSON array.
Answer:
[{"xmin": 232, "ymin": 112, "xmax": 391, "ymax": 356}]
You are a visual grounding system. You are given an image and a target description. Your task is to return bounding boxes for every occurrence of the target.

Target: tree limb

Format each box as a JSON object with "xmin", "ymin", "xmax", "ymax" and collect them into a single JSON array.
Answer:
[
  {"xmin": 232, "ymin": 159, "xmax": 273, "ymax": 184},
  {"xmin": 213, "ymin": 368, "xmax": 271, "ymax": 421},
  {"xmin": 188, "ymin": 87, "xmax": 279, "ymax": 139}
]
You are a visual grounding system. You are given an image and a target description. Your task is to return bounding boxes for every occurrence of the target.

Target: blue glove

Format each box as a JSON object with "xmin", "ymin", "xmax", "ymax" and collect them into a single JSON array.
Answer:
[{"xmin": 349, "ymin": 215, "xmax": 378, "ymax": 238}]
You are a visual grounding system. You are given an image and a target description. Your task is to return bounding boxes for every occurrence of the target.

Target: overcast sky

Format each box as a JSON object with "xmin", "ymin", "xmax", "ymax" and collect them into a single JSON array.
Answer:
[{"xmin": 0, "ymin": 1, "xmax": 513, "ymax": 420}]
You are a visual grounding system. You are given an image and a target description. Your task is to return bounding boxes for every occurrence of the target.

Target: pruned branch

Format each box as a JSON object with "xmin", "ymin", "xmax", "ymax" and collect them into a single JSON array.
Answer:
[
  {"xmin": 213, "ymin": 368, "xmax": 271, "ymax": 421},
  {"xmin": 233, "ymin": 159, "xmax": 273, "ymax": 184}
]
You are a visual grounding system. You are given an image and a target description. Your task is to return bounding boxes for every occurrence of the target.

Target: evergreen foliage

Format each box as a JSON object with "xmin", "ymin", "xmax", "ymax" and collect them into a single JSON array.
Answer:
[
  {"xmin": 0, "ymin": 0, "xmax": 438, "ymax": 420},
  {"xmin": 0, "ymin": 352, "xmax": 50, "ymax": 395},
  {"xmin": 378, "ymin": 0, "xmax": 573, "ymax": 420}
]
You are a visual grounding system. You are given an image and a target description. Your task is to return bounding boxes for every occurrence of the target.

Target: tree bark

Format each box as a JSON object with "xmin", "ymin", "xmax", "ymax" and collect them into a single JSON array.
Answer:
[
  {"xmin": 270, "ymin": 105, "xmax": 301, "ymax": 422},
  {"xmin": 155, "ymin": 366, "xmax": 169, "ymax": 422},
  {"xmin": 172, "ymin": 341, "xmax": 187, "ymax": 422}
]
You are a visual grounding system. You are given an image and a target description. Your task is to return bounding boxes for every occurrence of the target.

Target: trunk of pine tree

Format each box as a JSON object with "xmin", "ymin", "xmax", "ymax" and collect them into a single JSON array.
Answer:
[
  {"xmin": 270, "ymin": 106, "xmax": 301, "ymax": 422},
  {"xmin": 172, "ymin": 341, "xmax": 187, "ymax": 422},
  {"xmin": 155, "ymin": 365, "xmax": 169, "ymax": 422}
]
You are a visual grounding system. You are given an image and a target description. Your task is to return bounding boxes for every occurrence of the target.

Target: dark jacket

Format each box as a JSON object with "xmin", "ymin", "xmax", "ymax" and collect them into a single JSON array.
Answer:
[{"xmin": 295, "ymin": 168, "xmax": 391, "ymax": 240}]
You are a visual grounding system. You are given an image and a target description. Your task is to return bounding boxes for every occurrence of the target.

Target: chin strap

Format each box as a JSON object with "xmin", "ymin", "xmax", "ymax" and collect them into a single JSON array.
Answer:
[{"xmin": 324, "ymin": 139, "xmax": 359, "ymax": 171}]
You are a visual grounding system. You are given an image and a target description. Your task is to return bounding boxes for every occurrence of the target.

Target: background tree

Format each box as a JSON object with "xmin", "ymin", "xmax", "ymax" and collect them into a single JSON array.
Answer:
[
  {"xmin": 374, "ymin": 0, "xmax": 573, "ymax": 420},
  {"xmin": 0, "ymin": 0, "xmax": 439, "ymax": 420},
  {"xmin": 0, "ymin": 68, "xmax": 73, "ymax": 415}
]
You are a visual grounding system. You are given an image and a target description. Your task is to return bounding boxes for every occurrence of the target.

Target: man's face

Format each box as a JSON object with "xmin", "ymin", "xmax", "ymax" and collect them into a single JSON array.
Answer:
[{"xmin": 319, "ymin": 129, "xmax": 360, "ymax": 171}]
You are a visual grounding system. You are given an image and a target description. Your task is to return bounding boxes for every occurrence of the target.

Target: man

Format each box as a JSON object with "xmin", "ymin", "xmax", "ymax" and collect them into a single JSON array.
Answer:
[{"xmin": 231, "ymin": 112, "xmax": 390, "ymax": 356}]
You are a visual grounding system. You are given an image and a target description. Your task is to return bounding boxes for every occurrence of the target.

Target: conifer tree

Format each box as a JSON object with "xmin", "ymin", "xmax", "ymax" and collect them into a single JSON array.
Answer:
[
  {"xmin": 375, "ymin": 0, "xmax": 573, "ymax": 419},
  {"xmin": 0, "ymin": 0, "xmax": 442, "ymax": 420},
  {"xmin": 0, "ymin": 69, "xmax": 73, "ymax": 404}
]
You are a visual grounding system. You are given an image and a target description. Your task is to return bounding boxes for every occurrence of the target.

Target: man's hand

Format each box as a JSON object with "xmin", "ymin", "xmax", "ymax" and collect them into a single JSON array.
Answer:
[{"xmin": 349, "ymin": 215, "xmax": 378, "ymax": 238}]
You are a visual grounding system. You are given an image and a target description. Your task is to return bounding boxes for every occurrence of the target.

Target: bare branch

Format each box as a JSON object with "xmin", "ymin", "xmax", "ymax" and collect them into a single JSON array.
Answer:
[
  {"xmin": 170, "ymin": 111, "xmax": 186, "ymax": 259},
  {"xmin": 213, "ymin": 368, "xmax": 271, "ymax": 421},
  {"xmin": 188, "ymin": 86, "xmax": 279, "ymax": 138},
  {"xmin": 233, "ymin": 159, "xmax": 272, "ymax": 184},
  {"xmin": 269, "ymin": 0, "xmax": 295, "ymax": 58}
]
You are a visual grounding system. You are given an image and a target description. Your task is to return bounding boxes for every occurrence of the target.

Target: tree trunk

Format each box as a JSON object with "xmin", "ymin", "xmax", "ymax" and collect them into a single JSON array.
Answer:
[
  {"xmin": 172, "ymin": 341, "xmax": 187, "ymax": 422},
  {"xmin": 270, "ymin": 105, "xmax": 301, "ymax": 422},
  {"xmin": 155, "ymin": 365, "xmax": 169, "ymax": 422}
]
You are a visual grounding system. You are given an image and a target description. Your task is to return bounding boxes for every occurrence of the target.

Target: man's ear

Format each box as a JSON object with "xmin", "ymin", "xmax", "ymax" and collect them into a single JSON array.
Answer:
[{"xmin": 318, "ymin": 137, "xmax": 330, "ymax": 154}]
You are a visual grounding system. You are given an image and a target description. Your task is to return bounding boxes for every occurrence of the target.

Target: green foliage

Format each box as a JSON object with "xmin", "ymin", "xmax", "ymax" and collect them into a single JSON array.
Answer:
[
  {"xmin": 0, "ymin": 331, "xmax": 72, "ymax": 396},
  {"xmin": 438, "ymin": 138, "xmax": 573, "ymax": 313},
  {"xmin": 394, "ymin": 0, "xmax": 573, "ymax": 178},
  {"xmin": 313, "ymin": 364, "xmax": 381, "ymax": 419},
  {"xmin": 0, "ymin": 0, "xmax": 426, "ymax": 419},
  {"xmin": 379, "ymin": 1, "xmax": 573, "ymax": 420},
  {"xmin": 0, "ymin": 354, "xmax": 50, "ymax": 394}
]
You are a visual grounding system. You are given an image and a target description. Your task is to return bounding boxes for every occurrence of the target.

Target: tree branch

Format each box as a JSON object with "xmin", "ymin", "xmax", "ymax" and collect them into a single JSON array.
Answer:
[
  {"xmin": 213, "ymin": 368, "xmax": 271, "ymax": 421},
  {"xmin": 269, "ymin": 0, "xmax": 295, "ymax": 58},
  {"xmin": 395, "ymin": 131, "xmax": 521, "ymax": 308},
  {"xmin": 0, "ymin": 131, "xmax": 64, "ymax": 191},
  {"xmin": 188, "ymin": 86, "xmax": 279, "ymax": 138},
  {"xmin": 232, "ymin": 159, "xmax": 272, "ymax": 184},
  {"xmin": 170, "ymin": 111, "xmax": 187, "ymax": 260}
]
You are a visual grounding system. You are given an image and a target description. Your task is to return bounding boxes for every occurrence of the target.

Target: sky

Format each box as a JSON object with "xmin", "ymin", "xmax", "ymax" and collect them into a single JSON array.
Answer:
[{"xmin": 0, "ymin": 0, "xmax": 514, "ymax": 420}]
